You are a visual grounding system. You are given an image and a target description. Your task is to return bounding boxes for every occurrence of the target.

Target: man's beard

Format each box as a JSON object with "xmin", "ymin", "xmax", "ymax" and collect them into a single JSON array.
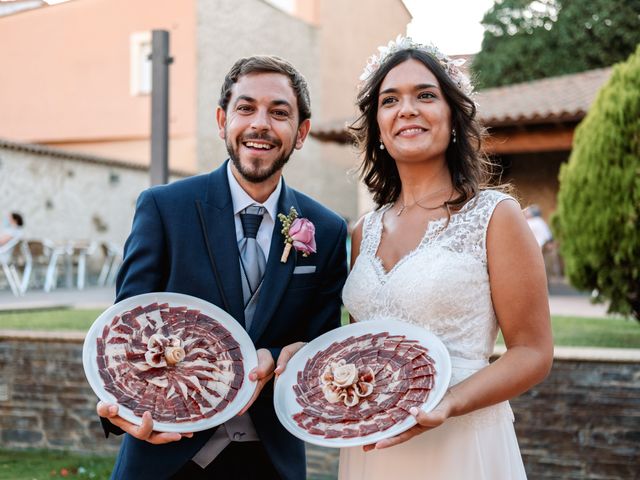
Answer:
[{"xmin": 226, "ymin": 133, "xmax": 295, "ymax": 184}]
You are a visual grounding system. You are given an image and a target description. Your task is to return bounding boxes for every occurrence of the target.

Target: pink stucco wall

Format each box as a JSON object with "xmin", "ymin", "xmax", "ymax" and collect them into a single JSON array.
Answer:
[{"xmin": 0, "ymin": 0, "xmax": 196, "ymax": 165}]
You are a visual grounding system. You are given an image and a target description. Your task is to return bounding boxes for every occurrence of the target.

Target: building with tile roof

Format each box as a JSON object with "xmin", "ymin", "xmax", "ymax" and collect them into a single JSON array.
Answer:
[{"xmin": 478, "ymin": 67, "xmax": 612, "ymax": 219}]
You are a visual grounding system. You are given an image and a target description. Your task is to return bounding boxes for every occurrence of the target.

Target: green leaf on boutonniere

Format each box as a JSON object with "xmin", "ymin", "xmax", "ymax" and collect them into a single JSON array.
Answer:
[{"xmin": 278, "ymin": 206, "xmax": 299, "ymax": 262}]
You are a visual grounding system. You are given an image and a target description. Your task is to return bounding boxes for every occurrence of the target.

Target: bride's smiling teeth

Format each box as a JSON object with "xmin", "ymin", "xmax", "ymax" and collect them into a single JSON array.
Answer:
[
  {"xmin": 244, "ymin": 141, "xmax": 274, "ymax": 150},
  {"xmin": 397, "ymin": 127, "xmax": 426, "ymax": 136}
]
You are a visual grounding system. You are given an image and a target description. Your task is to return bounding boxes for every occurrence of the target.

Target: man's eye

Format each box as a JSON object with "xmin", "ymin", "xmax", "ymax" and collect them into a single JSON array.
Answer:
[
  {"xmin": 237, "ymin": 105, "xmax": 253, "ymax": 112},
  {"xmin": 273, "ymin": 110, "xmax": 289, "ymax": 117}
]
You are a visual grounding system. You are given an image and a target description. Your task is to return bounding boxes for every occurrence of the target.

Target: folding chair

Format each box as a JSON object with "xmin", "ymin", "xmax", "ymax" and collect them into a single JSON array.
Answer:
[
  {"xmin": 0, "ymin": 236, "xmax": 23, "ymax": 296},
  {"xmin": 69, "ymin": 240, "xmax": 97, "ymax": 290},
  {"xmin": 97, "ymin": 242, "xmax": 122, "ymax": 287},
  {"xmin": 19, "ymin": 238, "xmax": 55, "ymax": 293},
  {"xmin": 43, "ymin": 242, "xmax": 70, "ymax": 292}
]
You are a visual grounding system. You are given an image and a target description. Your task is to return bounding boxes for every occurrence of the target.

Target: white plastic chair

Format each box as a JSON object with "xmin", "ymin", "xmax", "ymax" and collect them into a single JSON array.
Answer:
[
  {"xmin": 43, "ymin": 242, "xmax": 70, "ymax": 292},
  {"xmin": 69, "ymin": 240, "xmax": 97, "ymax": 290},
  {"xmin": 97, "ymin": 242, "xmax": 123, "ymax": 287},
  {"xmin": 19, "ymin": 238, "xmax": 55, "ymax": 294},
  {"xmin": 0, "ymin": 236, "xmax": 23, "ymax": 296}
]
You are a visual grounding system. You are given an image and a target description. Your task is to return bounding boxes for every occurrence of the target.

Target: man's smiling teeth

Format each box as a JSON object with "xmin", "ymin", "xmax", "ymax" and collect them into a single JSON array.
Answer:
[
  {"xmin": 245, "ymin": 141, "xmax": 274, "ymax": 150},
  {"xmin": 398, "ymin": 128, "xmax": 425, "ymax": 136}
]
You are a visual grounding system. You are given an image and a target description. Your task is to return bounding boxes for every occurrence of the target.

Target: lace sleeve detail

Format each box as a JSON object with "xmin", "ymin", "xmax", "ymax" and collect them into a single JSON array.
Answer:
[
  {"xmin": 359, "ymin": 206, "xmax": 388, "ymax": 257},
  {"xmin": 478, "ymin": 190, "xmax": 519, "ymax": 264},
  {"xmin": 436, "ymin": 190, "xmax": 517, "ymax": 265}
]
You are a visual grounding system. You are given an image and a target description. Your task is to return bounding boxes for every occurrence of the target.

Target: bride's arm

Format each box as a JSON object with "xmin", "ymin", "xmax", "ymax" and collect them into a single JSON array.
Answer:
[
  {"xmin": 348, "ymin": 216, "xmax": 364, "ymax": 324},
  {"xmin": 452, "ymin": 199, "xmax": 553, "ymax": 412},
  {"xmin": 370, "ymin": 199, "xmax": 553, "ymax": 450},
  {"xmin": 350, "ymin": 216, "xmax": 364, "ymax": 268}
]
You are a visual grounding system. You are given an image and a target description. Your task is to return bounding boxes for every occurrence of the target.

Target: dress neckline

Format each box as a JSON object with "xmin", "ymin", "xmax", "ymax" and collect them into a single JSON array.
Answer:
[{"xmin": 370, "ymin": 193, "xmax": 480, "ymax": 281}]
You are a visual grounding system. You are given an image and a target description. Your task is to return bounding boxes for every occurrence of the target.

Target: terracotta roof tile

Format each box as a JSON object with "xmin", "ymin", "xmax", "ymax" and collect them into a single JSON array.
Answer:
[
  {"xmin": 0, "ymin": 137, "xmax": 191, "ymax": 177},
  {"xmin": 475, "ymin": 67, "xmax": 612, "ymax": 126}
]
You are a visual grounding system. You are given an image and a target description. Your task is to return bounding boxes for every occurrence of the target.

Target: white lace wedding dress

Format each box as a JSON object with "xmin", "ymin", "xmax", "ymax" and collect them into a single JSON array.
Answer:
[{"xmin": 340, "ymin": 190, "xmax": 527, "ymax": 480}]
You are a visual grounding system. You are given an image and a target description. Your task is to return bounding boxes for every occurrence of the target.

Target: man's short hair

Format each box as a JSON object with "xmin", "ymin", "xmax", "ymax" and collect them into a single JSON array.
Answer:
[{"xmin": 218, "ymin": 55, "xmax": 311, "ymax": 123}]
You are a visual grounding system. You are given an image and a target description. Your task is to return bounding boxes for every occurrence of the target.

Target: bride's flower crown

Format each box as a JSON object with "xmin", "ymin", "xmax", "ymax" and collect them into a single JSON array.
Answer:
[{"xmin": 360, "ymin": 35, "xmax": 474, "ymax": 97}]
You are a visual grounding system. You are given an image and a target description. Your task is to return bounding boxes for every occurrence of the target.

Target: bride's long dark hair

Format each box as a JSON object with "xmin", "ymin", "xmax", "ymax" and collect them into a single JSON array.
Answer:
[{"xmin": 350, "ymin": 49, "xmax": 493, "ymax": 209}]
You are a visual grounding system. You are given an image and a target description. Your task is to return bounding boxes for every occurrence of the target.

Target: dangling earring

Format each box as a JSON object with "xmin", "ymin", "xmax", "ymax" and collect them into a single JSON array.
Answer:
[
  {"xmin": 452, "ymin": 129, "xmax": 457, "ymax": 144},
  {"xmin": 379, "ymin": 141, "xmax": 385, "ymax": 150}
]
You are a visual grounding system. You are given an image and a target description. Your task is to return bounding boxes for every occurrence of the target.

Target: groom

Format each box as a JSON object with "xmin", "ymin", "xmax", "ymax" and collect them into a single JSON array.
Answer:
[{"xmin": 97, "ymin": 55, "xmax": 348, "ymax": 479}]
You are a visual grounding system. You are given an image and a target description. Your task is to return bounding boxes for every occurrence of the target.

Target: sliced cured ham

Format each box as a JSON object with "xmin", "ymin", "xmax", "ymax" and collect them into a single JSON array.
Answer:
[
  {"xmin": 97, "ymin": 302, "xmax": 244, "ymax": 423},
  {"xmin": 292, "ymin": 331, "xmax": 435, "ymax": 439}
]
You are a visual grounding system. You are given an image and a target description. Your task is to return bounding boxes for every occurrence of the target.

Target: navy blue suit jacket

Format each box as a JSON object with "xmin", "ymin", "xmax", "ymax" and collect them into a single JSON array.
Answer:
[{"xmin": 106, "ymin": 161, "xmax": 347, "ymax": 479}]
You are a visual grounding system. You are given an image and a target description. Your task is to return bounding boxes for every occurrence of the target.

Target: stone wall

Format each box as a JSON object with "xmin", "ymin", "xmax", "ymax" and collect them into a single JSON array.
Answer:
[
  {"xmin": 0, "ymin": 139, "xmax": 185, "ymax": 247},
  {"xmin": 512, "ymin": 349, "xmax": 640, "ymax": 479},
  {"xmin": 0, "ymin": 332, "xmax": 121, "ymax": 452},
  {"xmin": 1, "ymin": 332, "xmax": 638, "ymax": 479}
]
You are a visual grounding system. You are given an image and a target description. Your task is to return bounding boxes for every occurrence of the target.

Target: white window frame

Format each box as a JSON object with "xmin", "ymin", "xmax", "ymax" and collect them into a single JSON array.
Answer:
[{"xmin": 130, "ymin": 31, "xmax": 152, "ymax": 96}]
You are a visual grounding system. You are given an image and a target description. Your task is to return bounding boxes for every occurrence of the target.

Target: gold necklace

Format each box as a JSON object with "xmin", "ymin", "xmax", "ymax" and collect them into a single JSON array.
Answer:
[{"xmin": 396, "ymin": 187, "xmax": 451, "ymax": 216}]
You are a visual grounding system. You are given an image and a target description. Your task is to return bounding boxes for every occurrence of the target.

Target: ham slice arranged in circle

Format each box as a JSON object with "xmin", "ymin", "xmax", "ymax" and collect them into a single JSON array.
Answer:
[
  {"xmin": 96, "ymin": 302, "xmax": 244, "ymax": 423},
  {"xmin": 292, "ymin": 331, "xmax": 435, "ymax": 439}
]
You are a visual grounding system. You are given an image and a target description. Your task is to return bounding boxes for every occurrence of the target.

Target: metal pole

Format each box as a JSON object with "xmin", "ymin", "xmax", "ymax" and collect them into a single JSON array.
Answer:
[{"xmin": 150, "ymin": 30, "xmax": 173, "ymax": 186}]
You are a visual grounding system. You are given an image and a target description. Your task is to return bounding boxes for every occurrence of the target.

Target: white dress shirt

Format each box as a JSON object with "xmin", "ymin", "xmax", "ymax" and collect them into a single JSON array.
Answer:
[{"xmin": 226, "ymin": 162, "xmax": 281, "ymax": 259}]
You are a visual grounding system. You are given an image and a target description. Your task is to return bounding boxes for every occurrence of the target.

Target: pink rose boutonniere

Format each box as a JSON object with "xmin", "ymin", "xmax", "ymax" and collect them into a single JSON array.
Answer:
[{"xmin": 278, "ymin": 207, "xmax": 316, "ymax": 263}]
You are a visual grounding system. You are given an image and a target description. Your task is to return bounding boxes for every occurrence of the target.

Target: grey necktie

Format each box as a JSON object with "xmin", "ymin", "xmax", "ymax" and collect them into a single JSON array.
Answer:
[{"xmin": 238, "ymin": 205, "xmax": 266, "ymax": 299}]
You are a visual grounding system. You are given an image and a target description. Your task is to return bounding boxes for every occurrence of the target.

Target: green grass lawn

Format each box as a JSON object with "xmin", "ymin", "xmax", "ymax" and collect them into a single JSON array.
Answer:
[
  {"xmin": 0, "ymin": 449, "xmax": 115, "ymax": 480},
  {"xmin": 0, "ymin": 308, "xmax": 102, "ymax": 331},
  {"xmin": 1, "ymin": 307, "xmax": 637, "ymax": 348},
  {"xmin": 507, "ymin": 315, "xmax": 640, "ymax": 349}
]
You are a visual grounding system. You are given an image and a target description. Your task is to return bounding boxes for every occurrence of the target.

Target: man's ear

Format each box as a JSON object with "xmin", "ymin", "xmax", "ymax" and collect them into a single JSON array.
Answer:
[
  {"xmin": 216, "ymin": 106, "xmax": 227, "ymax": 140},
  {"xmin": 295, "ymin": 119, "xmax": 311, "ymax": 150}
]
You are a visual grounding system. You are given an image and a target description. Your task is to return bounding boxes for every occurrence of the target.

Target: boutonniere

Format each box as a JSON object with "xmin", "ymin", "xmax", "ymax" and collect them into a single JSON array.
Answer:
[{"xmin": 278, "ymin": 207, "xmax": 317, "ymax": 263}]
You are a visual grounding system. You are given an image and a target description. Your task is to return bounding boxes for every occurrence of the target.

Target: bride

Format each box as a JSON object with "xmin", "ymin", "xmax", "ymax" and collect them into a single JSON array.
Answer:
[{"xmin": 336, "ymin": 37, "xmax": 553, "ymax": 479}]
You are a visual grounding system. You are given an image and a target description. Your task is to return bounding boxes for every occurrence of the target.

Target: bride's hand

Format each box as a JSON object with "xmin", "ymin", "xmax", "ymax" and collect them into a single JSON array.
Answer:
[
  {"xmin": 274, "ymin": 341, "xmax": 307, "ymax": 376},
  {"xmin": 363, "ymin": 393, "xmax": 455, "ymax": 452}
]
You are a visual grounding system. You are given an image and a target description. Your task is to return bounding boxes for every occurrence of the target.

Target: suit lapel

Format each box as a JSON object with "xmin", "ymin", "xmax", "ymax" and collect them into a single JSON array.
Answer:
[
  {"xmin": 195, "ymin": 162, "xmax": 245, "ymax": 326},
  {"xmin": 248, "ymin": 182, "xmax": 299, "ymax": 342}
]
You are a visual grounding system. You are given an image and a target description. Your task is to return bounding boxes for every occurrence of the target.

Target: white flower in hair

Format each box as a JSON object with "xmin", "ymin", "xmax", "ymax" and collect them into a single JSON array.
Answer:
[{"xmin": 359, "ymin": 34, "xmax": 474, "ymax": 96}]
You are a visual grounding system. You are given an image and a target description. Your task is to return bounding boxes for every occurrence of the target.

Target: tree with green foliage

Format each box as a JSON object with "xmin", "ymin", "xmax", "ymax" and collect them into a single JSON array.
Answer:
[
  {"xmin": 553, "ymin": 46, "xmax": 640, "ymax": 320},
  {"xmin": 472, "ymin": 0, "xmax": 640, "ymax": 88}
]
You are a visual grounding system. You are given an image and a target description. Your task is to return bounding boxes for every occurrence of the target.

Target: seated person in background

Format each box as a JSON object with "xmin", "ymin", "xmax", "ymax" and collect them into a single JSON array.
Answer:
[
  {"xmin": 524, "ymin": 205, "xmax": 552, "ymax": 248},
  {"xmin": 0, "ymin": 212, "xmax": 24, "ymax": 246}
]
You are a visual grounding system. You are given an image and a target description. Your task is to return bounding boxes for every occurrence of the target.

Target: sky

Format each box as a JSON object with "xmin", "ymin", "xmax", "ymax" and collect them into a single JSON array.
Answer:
[{"xmin": 404, "ymin": 0, "xmax": 496, "ymax": 54}]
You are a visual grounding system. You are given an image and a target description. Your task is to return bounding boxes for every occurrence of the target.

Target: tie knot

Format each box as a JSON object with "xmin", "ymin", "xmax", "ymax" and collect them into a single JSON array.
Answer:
[{"xmin": 240, "ymin": 206, "xmax": 265, "ymax": 239}]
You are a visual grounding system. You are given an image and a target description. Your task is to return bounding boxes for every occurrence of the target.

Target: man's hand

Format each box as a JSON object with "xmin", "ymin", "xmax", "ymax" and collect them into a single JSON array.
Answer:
[
  {"xmin": 238, "ymin": 348, "xmax": 275, "ymax": 415},
  {"xmin": 97, "ymin": 402, "xmax": 193, "ymax": 444},
  {"xmin": 274, "ymin": 341, "xmax": 306, "ymax": 376}
]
